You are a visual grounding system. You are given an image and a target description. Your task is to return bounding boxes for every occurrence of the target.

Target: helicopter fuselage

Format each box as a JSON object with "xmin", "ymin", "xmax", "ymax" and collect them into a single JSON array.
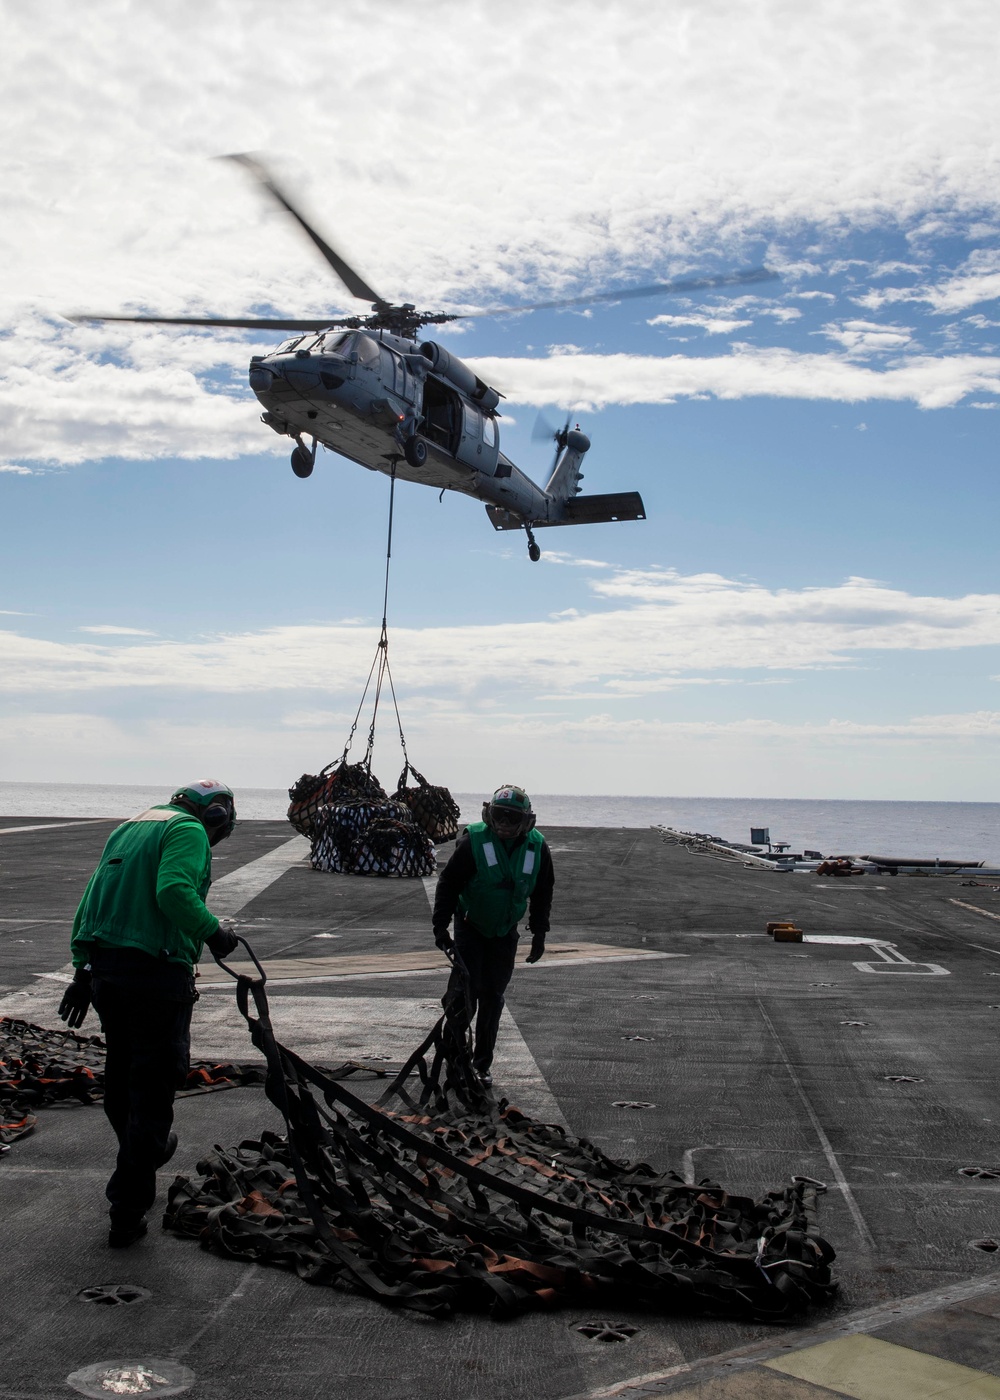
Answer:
[{"xmin": 248, "ymin": 327, "xmax": 557, "ymax": 521}]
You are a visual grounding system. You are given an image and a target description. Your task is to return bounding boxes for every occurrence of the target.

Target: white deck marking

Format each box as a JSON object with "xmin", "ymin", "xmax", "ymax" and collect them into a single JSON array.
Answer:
[
  {"xmin": 207, "ymin": 836, "xmax": 310, "ymax": 917},
  {"xmin": 419, "ymin": 867, "xmax": 566, "ymax": 1125},
  {"xmin": 802, "ymin": 933, "xmax": 948, "ymax": 976},
  {"xmin": 757, "ymin": 999, "xmax": 876, "ymax": 1250},
  {"xmin": 0, "ymin": 820, "xmax": 113, "ymax": 836},
  {"xmin": 952, "ymin": 898, "xmax": 1000, "ymax": 923}
]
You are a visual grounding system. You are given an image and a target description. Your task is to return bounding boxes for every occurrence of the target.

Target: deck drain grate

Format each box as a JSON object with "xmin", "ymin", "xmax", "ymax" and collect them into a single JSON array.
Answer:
[
  {"xmin": 612, "ymin": 1100, "xmax": 656, "ymax": 1110},
  {"xmin": 76, "ymin": 1285, "xmax": 151, "ymax": 1306},
  {"xmin": 574, "ymin": 1321, "xmax": 640, "ymax": 1343},
  {"xmin": 971, "ymin": 1238, "xmax": 1000, "ymax": 1252},
  {"xmin": 960, "ymin": 1167, "xmax": 1000, "ymax": 1180},
  {"xmin": 883, "ymin": 1076, "xmax": 924, "ymax": 1084}
]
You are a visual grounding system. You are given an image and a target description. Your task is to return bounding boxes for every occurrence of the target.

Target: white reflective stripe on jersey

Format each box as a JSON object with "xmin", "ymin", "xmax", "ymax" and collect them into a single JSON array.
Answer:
[
  {"xmin": 523, "ymin": 848, "xmax": 535, "ymax": 875},
  {"xmin": 129, "ymin": 808, "xmax": 183, "ymax": 823},
  {"xmin": 483, "ymin": 841, "xmax": 498, "ymax": 867}
]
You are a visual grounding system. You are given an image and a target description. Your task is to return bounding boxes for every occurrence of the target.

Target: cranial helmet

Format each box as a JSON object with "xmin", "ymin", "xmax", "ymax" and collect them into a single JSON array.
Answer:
[
  {"xmin": 482, "ymin": 784, "xmax": 535, "ymax": 838},
  {"xmin": 170, "ymin": 779, "xmax": 237, "ymax": 846}
]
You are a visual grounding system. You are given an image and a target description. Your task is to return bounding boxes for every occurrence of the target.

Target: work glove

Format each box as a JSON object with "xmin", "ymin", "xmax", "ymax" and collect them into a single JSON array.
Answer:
[
  {"xmin": 525, "ymin": 934, "xmax": 545, "ymax": 965},
  {"xmin": 207, "ymin": 920, "xmax": 239, "ymax": 960},
  {"xmin": 58, "ymin": 968, "xmax": 92, "ymax": 1029},
  {"xmin": 433, "ymin": 926, "xmax": 452, "ymax": 953}
]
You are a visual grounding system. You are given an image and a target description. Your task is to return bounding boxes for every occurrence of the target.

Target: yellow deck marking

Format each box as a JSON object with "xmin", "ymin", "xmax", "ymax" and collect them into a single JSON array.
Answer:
[
  {"xmin": 196, "ymin": 940, "xmax": 671, "ymax": 986},
  {"xmin": 766, "ymin": 1333, "xmax": 1000, "ymax": 1398}
]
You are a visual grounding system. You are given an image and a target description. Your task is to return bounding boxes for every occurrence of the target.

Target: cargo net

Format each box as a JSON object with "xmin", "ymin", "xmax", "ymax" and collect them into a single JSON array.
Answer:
[
  {"xmin": 288, "ymin": 762, "xmax": 387, "ymax": 838},
  {"xmin": 394, "ymin": 763, "xmax": 461, "ymax": 844},
  {"xmin": 310, "ymin": 798, "xmax": 435, "ymax": 878},
  {"xmin": 0, "ymin": 1016, "xmax": 265, "ymax": 1154},
  {"xmin": 163, "ymin": 956, "xmax": 838, "ymax": 1322}
]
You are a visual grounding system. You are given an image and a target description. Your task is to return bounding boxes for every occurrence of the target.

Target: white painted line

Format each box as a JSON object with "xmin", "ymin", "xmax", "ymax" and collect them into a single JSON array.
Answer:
[
  {"xmin": 0, "ymin": 819, "xmax": 114, "ymax": 836},
  {"xmin": 207, "ymin": 836, "xmax": 310, "ymax": 917},
  {"xmin": 757, "ymin": 999, "xmax": 876, "ymax": 1251},
  {"xmin": 952, "ymin": 898, "xmax": 1000, "ymax": 923},
  {"xmin": 969, "ymin": 943, "xmax": 1000, "ymax": 958}
]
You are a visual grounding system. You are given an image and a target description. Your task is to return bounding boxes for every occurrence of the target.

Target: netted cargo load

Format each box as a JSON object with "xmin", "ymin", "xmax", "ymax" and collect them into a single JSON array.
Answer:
[
  {"xmin": 309, "ymin": 798, "xmax": 414, "ymax": 874},
  {"xmin": 394, "ymin": 763, "xmax": 461, "ymax": 843},
  {"xmin": 287, "ymin": 761, "xmax": 387, "ymax": 837},
  {"xmin": 347, "ymin": 816, "xmax": 436, "ymax": 878}
]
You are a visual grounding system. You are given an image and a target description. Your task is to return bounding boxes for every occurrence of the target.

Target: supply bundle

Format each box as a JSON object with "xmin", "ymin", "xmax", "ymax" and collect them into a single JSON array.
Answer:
[{"xmin": 286, "ymin": 471, "xmax": 460, "ymax": 877}]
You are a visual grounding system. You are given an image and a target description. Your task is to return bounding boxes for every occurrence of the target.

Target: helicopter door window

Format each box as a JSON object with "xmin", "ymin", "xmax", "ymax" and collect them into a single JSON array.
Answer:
[
  {"xmin": 463, "ymin": 403, "xmax": 481, "ymax": 440},
  {"xmin": 483, "ymin": 415, "xmax": 496, "ymax": 448}
]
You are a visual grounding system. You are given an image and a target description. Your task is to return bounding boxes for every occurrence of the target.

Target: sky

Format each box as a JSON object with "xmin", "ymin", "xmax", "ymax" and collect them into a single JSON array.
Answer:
[{"xmin": 1, "ymin": 0, "xmax": 999, "ymax": 801}]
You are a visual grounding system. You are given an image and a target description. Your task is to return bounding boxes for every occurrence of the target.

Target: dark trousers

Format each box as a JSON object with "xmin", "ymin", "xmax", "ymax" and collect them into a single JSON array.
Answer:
[
  {"xmin": 444, "ymin": 918, "xmax": 518, "ymax": 1073},
  {"xmin": 91, "ymin": 959, "xmax": 193, "ymax": 1223}
]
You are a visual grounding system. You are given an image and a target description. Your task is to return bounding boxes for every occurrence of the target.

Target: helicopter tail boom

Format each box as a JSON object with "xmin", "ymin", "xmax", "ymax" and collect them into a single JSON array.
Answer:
[{"xmin": 485, "ymin": 491, "xmax": 646, "ymax": 531}]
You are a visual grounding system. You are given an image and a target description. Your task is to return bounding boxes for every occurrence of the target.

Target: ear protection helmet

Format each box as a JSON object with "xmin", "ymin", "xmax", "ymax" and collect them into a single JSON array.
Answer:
[
  {"xmin": 482, "ymin": 784, "xmax": 535, "ymax": 839},
  {"xmin": 170, "ymin": 779, "xmax": 237, "ymax": 846}
]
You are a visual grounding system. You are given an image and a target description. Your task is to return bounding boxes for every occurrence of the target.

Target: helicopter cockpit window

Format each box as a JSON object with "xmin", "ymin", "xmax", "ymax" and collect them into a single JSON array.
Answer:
[
  {"xmin": 276, "ymin": 336, "xmax": 304, "ymax": 354},
  {"xmin": 355, "ymin": 334, "xmax": 380, "ymax": 367},
  {"xmin": 483, "ymin": 414, "xmax": 496, "ymax": 448},
  {"xmin": 322, "ymin": 332, "xmax": 354, "ymax": 354}
]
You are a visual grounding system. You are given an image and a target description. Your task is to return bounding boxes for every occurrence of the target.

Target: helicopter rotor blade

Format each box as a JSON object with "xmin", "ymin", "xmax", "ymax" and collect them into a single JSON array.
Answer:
[
  {"xmin": 222, "ymin": 153, "xmax": 387, "ymax": 307},
  {"xmin": 461, "ymin": 266, "xmax": 779, "ymax": 319},
  {"xmin": 67, "ymin": 314, "xmax": 349, "ymax": 332}
]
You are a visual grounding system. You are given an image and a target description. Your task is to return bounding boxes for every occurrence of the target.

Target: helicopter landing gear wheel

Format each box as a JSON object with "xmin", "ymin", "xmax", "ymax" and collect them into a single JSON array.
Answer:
[
  {"xmin": 290, "ymin": 436, "xmax": 316, "ymax": 479},
  {"xmin": 403, "ymin": 435, "xmax": 427, "ymax": 469},
  {"xmin": 525, "ymin": 525, "xmax": 541, "ymax": 562}
]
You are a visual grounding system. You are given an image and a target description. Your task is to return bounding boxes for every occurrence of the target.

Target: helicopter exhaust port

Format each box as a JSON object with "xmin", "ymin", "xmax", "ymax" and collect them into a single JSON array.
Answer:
[{"xmin": 291, "ymin": 435, "xmax": 317, "ymax": 479}]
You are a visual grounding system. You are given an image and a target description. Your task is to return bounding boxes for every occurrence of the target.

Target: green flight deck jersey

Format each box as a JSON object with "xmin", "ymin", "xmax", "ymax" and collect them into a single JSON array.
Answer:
[{"xmin": 70, "ymin": 805, "xmax": 221, "ymax": 970}]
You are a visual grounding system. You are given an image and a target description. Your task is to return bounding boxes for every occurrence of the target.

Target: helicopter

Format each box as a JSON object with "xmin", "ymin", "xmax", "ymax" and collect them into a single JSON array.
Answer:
[{"xmin": 72, "ymin": 155, "xmax": 776, "ymax": 562}]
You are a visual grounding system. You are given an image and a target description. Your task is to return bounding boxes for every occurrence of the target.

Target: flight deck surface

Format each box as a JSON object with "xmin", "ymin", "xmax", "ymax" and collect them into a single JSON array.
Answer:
[{"xmin": 2, "ymin": 817, "xmax": 1000, "ymax": 1398}]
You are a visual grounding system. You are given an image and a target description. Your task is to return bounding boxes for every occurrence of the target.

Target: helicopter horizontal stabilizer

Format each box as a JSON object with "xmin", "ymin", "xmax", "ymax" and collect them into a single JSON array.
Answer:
[{"xmin": 485, "ymin": 492, "xmax": 646, "ymax": 531}]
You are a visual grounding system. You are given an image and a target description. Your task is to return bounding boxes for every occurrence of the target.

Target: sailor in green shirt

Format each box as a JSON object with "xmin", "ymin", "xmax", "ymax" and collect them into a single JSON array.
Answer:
[
  {"xmin": 58, "ymin": 780, "xmax": 239, "ymax": 1248},
  {"xmin": 432, "ymin": 785, "xmax": 555, "ymax": 1086}
]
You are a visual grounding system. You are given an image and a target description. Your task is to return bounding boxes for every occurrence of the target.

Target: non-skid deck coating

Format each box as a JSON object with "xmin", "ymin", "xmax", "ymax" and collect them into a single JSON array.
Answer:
[{"xmin": 3, "ymin": 817, "xmax": 1000, "ymax": 1399}]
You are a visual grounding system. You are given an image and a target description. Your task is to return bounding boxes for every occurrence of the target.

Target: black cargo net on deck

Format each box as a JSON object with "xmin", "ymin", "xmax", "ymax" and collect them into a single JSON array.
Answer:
[
  {"xmin": 163, "ymin": 944, "xmax": 838, "ymax": 1321},
  {"xmin": 0, "ymin": 1017, "xmax": 266, "ymax": 1153}
]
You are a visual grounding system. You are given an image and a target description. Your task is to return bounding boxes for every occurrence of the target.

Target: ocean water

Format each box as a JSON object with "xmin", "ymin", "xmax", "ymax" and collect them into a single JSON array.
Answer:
[{"xmin": 1, "ymin": 782, "xmax": 998, "ymax": 865}]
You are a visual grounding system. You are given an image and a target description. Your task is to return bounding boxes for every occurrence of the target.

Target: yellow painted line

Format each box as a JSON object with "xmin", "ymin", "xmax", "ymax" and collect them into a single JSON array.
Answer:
[
  {"xmin": 196, "ymin": 941, "xmax": 669, "ymax": 986},
  {"xmin": 766, "ymin": 1333, "xmax": 1000, "ymax": 1398}
]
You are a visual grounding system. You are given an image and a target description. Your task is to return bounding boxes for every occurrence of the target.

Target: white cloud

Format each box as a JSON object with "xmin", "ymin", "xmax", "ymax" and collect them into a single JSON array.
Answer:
[
  {"xmin": 856, "ymin": 251, "xmax": 1000, "ymax": 315},
  {"xmin": 2, "ymin": 1, "xmax": 998, "ymax": 328},
  {"xmin": 79, "ymin": 625, "xmax": 158, "ymax": 636},
  {"xmin": 0, "ymin": 316, "xmax": 275, "ymax": 466},
  {"xmin": 817, "ymin": 319, "xmax": 914, "ymax": 354},
  {"xmin": 648, "ymin": 313, "xmax": 753, "ymax": 335},
  {"xmin": 0, "ymin": 463, "xmax": 33, "ymax": 474},
  {"xmin": 468, "ymin": 347, "xmax": 1000, "ymax": 411},
  {"xmin": 2, "ymin": 572, "xmax": 999, "ymax": 700},
  {"xmin": 10, "ymin": 334, "xmax": 997, "ymax": 466}
]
